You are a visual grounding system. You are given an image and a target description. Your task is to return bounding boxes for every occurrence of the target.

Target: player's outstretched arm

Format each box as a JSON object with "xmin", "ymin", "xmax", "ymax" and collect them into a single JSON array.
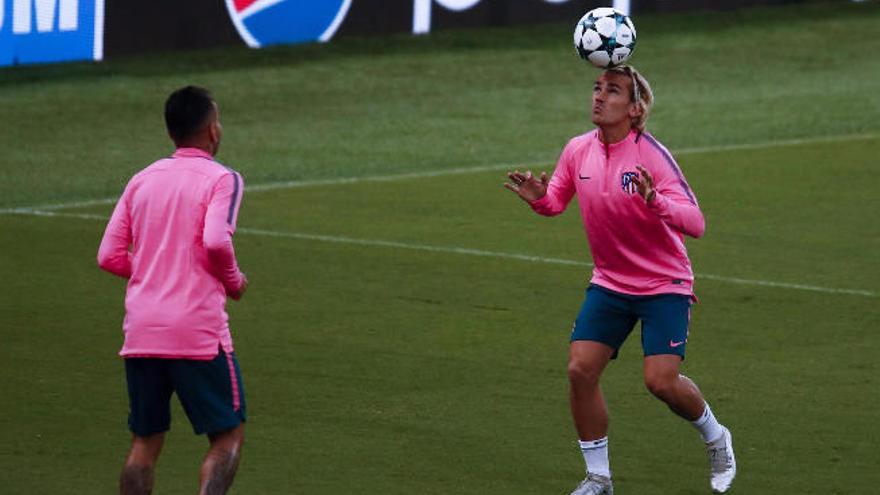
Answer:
[
  {"xmin": 505, "ymin": 167, "xmax": 574, "ymax": 217},
  {"xmin": 633, "ymin": 164, "xmax": 705, "ymax": 238},
  {"xmin": 504, "ymin": 170, "xmax": 548, "ymax": 202}
]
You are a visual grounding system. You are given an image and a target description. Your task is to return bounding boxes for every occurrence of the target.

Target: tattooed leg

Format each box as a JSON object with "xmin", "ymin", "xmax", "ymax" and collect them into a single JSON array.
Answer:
[
  {"xmin": 199, "ymin": 424, "xmax": 244, "ymax": 495},
  {"xmin": 120, "ymin": 433, "xmax": 164, "ymax": 495}
]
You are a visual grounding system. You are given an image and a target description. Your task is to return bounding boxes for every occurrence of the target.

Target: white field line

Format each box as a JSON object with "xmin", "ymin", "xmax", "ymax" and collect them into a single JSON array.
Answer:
[
  {"xmin": 6, "ymin": 208, "xmax": 876, "ymax": 298},
  {"xmin": 1, "ymin": 208, "xmax": 109, "ymax": 221},
  {"xmin": 2, "ymin": 131, "xmax": 876, "ymax": 215},
  {"xmin": 237, "ymin": 227, "xmax": 588, "ymax": 266}
]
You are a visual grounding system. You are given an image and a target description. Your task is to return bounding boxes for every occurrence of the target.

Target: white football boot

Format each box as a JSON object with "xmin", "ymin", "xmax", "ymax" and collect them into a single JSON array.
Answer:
[
  {"xmin": 569, "ymin": 473, "xmax": 613, "ymax": 495},
  {"xmin": 707, "ymin": 426, "xmax": 736, "ymax": 493}
]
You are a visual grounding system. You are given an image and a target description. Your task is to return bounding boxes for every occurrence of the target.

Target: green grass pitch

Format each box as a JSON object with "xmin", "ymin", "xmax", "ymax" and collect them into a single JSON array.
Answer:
[{"xmin": 1, "ymin": 2, "xmax": 879, "ymax": 493}]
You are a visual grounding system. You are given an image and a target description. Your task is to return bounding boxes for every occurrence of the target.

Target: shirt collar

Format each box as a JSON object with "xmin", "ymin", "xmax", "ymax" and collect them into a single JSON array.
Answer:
[
  {"xmin": 593, "ymin": 128, "xmax": 639, "ymax": 148},
  {"xmin": 172, "ymin": 147, "xmax": 214, "ymax": 159}
]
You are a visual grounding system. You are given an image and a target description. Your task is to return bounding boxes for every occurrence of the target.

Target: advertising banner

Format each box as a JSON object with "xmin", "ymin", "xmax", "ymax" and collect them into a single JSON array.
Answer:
[
  {"xmin": 3, "ymin": 0, "xmax": 823, "ymax": 65},
  {"xmin": 0, "ymin": 0, "xmax": 104, "ymax": 66},
  {"xmin": 225, "ymin": 0, "xmax": 353, "ymax": 48}
]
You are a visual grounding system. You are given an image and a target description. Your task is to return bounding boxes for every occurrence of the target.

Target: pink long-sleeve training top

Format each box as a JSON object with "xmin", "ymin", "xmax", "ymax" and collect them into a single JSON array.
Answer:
[
  {"xmin": 97, "ymin": 147, "xmax": 245, "ymax": 359},
  {"xmin": 529, "ymin": 129, "xmax": 704, "ymax": 297}
]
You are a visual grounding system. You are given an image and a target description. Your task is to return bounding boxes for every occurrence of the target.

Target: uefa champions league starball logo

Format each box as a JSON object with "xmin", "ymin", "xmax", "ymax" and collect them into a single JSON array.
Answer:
[
  {"xmin": 573, "ymin": 7, "xmax": 637, "ymax": 69},
  {"xmin": 225, "ymin": 0, "xmax": 353, "ymax": 48}
]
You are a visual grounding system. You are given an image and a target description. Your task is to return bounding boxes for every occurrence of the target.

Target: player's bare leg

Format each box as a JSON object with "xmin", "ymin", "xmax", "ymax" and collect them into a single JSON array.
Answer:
[
  {"xmin": 568, "ymin": 341, "xmax": 615, "ymax": 439},
  {"xmin": 199, "ymin": 424, "xmax": 244, "ymax": 495},
  {"xmin": 568, "ymin": 341, "xmax": 616, "ymax": 494},
  {"xmin": 642, "ymin": 354, "xmax": 705, "ymax": 420},
  {"xmin": 120, "ymin": 433, "xmax": 164, "ymax": 495},
  {"xmin": 643, "ymin": 355, "xmax": 736, "ymax": 493}
]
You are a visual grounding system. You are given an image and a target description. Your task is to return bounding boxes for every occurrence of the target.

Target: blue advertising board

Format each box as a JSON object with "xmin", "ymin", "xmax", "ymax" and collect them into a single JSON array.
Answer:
[
  {"xmin": 0, "ymin": 0, "xmax": 104, "ymax": 66},
  {"xmin": 224, "ymin": 0, "xmax": 352, "ymax": 48}
]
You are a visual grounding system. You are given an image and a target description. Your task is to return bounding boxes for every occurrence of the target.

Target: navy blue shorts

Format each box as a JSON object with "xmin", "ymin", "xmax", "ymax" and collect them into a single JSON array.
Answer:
[
  {"xmin": 124, "ymin": 350, "xmax": 246, "ymax": 436},
  {"xmin": 571, "ymin": 285, "xmax": 692, "ymax": 359}
]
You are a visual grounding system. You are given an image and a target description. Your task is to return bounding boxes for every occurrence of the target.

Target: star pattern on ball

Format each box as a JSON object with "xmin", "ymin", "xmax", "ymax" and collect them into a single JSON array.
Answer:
[{"xmin": 574, "ymin": 9, "xmax": 637, "ymax": 69}]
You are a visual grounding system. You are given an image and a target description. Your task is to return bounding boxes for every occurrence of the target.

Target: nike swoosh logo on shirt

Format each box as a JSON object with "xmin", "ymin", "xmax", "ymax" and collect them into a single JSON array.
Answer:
[{"xmin": 579, "ymin": 174, "xmax": 591, "ymax": 180}]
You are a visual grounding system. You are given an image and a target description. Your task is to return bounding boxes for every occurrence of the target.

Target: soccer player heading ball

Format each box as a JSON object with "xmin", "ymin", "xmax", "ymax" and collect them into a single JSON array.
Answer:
[{"xmin": 504, "ymin": 66, "xmax": 736, "ymax": 494}]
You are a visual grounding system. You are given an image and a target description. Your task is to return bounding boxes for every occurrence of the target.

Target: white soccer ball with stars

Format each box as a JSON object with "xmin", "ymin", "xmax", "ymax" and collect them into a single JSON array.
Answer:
[{"xmin": 573, "ymin": 7, "xmax": 637, "ymax": 69}]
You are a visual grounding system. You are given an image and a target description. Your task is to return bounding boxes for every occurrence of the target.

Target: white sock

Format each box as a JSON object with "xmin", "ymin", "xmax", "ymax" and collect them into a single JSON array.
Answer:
[
  {"xmin": 578, "ymin": 437, "xmax": 611, "ymax": 478},
  {"xmin": 692, "ymin": 402, "xmax": 724, "ymax": 443}
]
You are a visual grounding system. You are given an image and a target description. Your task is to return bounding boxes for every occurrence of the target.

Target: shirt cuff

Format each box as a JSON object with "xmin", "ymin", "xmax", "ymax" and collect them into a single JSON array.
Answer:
[
  {"xmin": 646, "ymin": 191, "xmax": 668, "ymax": 212},
  {"xmin": 528, "ymin": 194, "xmax": 552, "ymax": 210}
]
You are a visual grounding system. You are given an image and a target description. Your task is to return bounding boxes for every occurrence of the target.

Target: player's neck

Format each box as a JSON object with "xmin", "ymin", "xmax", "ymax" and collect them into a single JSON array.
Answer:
[
  {"xmin": 175, "ymin": 142, "xmax": 215, "ymax": 157},
  {"xmin": 598, "ymin": 125, "xmax": 632, "ymax": 145}
]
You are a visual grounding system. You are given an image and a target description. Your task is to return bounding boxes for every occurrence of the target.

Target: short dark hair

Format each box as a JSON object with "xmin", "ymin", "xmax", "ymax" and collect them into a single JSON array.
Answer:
[{"xmin": 164, "ymin": 86, "xmax": 215, "ymax": 143}]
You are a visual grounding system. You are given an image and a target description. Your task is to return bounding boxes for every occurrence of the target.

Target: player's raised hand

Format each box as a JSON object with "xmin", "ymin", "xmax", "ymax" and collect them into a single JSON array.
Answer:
[
  {"xmin": 633, "ymin": 165, "xmax": 656, "ymax": 204},
  {"xmin": 505, "ymin": 170, "xmax": 548, "ymax": 202}
]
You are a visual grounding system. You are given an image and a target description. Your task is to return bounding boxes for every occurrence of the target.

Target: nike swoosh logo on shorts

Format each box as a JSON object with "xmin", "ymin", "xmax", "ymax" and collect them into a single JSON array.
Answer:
[{"xmin": 669, "ymin": 340, "xmax": 686, "ymax": 348}]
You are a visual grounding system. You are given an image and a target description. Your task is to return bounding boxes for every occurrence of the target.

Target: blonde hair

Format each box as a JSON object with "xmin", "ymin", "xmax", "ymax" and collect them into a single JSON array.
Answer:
[{"xmin": 606, "ymin": 65, "xmax": 653, "ymax": 131}]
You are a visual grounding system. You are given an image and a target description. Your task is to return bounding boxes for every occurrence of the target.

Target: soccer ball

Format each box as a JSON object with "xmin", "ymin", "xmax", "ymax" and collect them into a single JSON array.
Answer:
[{"xmin": 573, "ymin": 8, "xmax": 637, "ymax": 69}]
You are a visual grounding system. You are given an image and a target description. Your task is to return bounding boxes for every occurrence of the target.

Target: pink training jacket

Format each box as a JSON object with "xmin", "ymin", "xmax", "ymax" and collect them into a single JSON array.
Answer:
[
  {"xmin": 98, "ymin": 148, "xmax": 246, "ymax": 359},
  {"xmin": 529, "ymin": 129, "xmax": 704, "ymax": 297}
]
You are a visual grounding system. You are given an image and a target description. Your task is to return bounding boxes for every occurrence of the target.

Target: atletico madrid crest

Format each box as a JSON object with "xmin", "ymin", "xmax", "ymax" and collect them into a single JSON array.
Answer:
[{"xmin": 621, "ymin": 171, "xmax": 639, "ymax": 194}]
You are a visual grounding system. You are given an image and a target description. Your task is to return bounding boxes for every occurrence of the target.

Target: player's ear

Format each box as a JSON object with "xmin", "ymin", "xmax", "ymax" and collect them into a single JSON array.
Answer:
[
  {"xmin": 628, "ymin": 101, "xmax": 643, "ymax": 120},
  {"xmin": 207, "ymin": 119, "xmax": 221, "ymax": 143},
  {"xmin": 207, "ymin": 103, "xmax": 221, "ymax": 142}
]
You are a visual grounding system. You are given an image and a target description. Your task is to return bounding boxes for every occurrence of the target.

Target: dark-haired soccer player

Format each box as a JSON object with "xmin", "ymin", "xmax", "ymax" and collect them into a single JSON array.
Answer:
[
  {"xmin": 98, "ymin": 86, "xmax": 248, "ymax": 495},
  {"xmin": 504, "ymin": 66, "xmax": 736, "ymax": 494}
]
